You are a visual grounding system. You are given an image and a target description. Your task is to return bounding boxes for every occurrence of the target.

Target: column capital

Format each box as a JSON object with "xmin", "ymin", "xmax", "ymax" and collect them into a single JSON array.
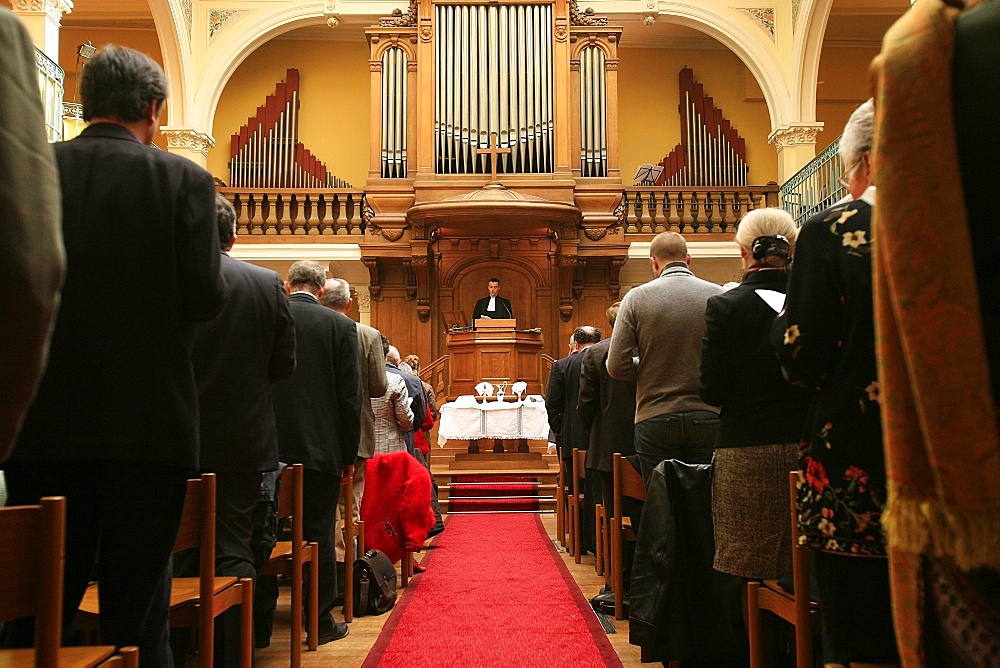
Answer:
[
  {"xmin": 11, "ymin": 0, "xmax": 73, "ymax": 20},
  {"xmin": 767, "ymin": 122, "xmax": 824, "ymax": 151},
  {"xmin": 160, "ymin": 127, "xmax": 216, "ymax": 157}
]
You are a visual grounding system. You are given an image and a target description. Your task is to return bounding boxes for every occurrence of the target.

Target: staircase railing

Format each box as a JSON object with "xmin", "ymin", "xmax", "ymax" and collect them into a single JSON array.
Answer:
[
  {"xmin": 420, "ymin": 354, "xmax": 449, "ymax": 402},
  {"xmin": 34, "ymin": 47, "xmax": 64, "ymax": 143},
  {"xmin": 780, "ymin": 135, "xmax": 847, "ymax": 225}
]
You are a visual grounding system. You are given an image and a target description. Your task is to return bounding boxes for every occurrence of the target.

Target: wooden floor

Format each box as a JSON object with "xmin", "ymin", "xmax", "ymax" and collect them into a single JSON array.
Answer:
[{"xmin": 256, "ymin": 513, "xmax": 643, "ymax": 666}]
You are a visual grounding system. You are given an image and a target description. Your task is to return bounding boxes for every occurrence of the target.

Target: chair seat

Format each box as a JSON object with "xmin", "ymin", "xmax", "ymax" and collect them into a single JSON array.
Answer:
[
  {"xmin": 78, "ymin": 576, "xmax": 240, "ymax": 615},
  {"xmin": 0, "ymin": 645, "xmax": 116, "ymax": 667},
  {"xmin": 168, "ymin": 576, "xmax": 241, "ymax": 608}
]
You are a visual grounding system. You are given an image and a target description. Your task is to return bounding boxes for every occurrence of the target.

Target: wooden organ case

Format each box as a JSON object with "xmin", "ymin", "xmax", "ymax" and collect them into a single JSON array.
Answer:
[{"xmin": 360, "ymin": 0, "xmax": 630, "ymax": 383}]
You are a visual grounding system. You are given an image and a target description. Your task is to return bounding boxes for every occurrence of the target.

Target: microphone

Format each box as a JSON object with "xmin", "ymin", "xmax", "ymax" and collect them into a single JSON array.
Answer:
[{"xmin": 504, "ymin": 301, "xmax": 512, "ymax": 319}]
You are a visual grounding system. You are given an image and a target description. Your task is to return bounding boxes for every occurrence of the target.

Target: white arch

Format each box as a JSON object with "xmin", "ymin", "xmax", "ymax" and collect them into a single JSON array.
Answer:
[
  {"xmin": 792, "ymin": 0, "xmax": 834, "ymax": 121},
  {"xmin": 651, "ymin": 3, "xmax": 794, "ymax": 132},
  {"xmin": 191, "ymin": 6, "xmax": 331, "ymax": 135},
  {"xmin": 149, "ymin": 0, "xmax": 189, "ymax": 126}
]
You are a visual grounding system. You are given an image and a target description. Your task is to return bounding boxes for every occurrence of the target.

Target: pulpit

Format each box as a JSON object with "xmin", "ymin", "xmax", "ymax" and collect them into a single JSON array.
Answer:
[{"xmin": 446, "ymin": 321, "xmax": 544, "ymax": 400}]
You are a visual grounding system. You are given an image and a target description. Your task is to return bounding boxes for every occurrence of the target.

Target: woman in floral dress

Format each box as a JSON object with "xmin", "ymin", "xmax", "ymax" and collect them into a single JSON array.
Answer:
[{"xmin": 772, "ymin": 100, "xmax": 899, "ymax": 665}]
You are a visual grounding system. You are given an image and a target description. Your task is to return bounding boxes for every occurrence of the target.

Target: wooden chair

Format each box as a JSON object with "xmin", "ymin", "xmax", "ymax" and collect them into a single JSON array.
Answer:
[
  {"xmin": 98, "ymin": 645, "xmax": 140, "ymax": 667},
  {"xmin": 569, "ymin": 449, "xmax": 589, "ymax": 564},
  {"xmin": 0, "ymin": 496, "xmax": 122, "ymax": 668},
  {"xmin": 746, "ymin": 471, "xmax": 821, "ymax": 668},
  {"xmin": 594, "ymin": 502, "xmax": 607, "ymax": 577},
  {"xmin": 341, "ymin": 473, "xmax": 360, "ymax": 622},
  {"xmin": 78, "ymin": 473, "xmax": 253, "ymax": 668},
  {"xmin": 258, "ymin": 463, "xmax": 319, "ymax": 666},
  {"xmin": 556, "ymin": 457, "xmax": 567, "ymax": 551},
  {"xmin": 611, "ymin": 453, "xmax": 646, "ymax": 620}
]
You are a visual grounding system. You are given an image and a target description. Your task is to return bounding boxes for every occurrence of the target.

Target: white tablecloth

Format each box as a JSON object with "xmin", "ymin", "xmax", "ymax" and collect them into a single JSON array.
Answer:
[{"xmin": 437, "ymin": 400, "xmax": 549, "ymax": 445}]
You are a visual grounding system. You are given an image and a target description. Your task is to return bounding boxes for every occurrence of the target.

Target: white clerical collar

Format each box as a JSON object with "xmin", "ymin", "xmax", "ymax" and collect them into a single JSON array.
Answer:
[{"xmin": 488, "ymin": 296, "xmax": 496, "ymax": 311}]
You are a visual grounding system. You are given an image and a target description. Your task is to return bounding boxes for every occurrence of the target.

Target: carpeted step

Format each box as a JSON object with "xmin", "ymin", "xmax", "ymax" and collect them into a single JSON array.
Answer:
[
  {"xmin": 446, "ymin": 496, "xmax": 541, "ymax": 512},
  {"xmin": 448, "ymin": 482, "xmax": 539, "ymax": 498}
]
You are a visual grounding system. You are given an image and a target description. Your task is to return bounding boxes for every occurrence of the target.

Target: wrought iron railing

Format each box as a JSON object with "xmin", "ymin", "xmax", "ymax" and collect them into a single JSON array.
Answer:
[
  {"xmin": 780, "ymin": 135, "xmax": 846, "ymax": 225},
  {"xmin": 34, "ymin": 47, "xmax": 64, "ymax": 142},
  {"xmin": 620, "ymin": 184, "xmax": 780, "ymax": 235},
  {"xmin": 217, "ymin": 188, "xmax": 366, "ymax": 236}
]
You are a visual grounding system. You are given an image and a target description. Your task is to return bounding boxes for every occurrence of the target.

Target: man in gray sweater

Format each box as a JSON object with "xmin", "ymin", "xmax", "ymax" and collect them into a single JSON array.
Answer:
[{"xmin": 606, "ymin": 232, "xmax": 722, "ymax": 481}]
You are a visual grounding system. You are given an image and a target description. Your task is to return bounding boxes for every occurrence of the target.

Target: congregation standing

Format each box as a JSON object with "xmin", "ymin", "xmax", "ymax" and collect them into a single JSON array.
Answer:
[{"xmin": 3, "ymin": 2, "xmax": 1000, "ymax": 665}]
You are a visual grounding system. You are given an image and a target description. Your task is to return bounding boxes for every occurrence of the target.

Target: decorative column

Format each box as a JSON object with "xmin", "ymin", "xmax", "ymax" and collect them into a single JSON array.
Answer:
[
  {"xmin": 11, "ymin": 0, "xmax": 72, "ymax": 61},
  {"xmin": 354, "ymin": 287, "xmax": 373, "ymax": 326},
  {"xmin": 160, "ymin": 127, "xmax": 215, "ymax": 168},
  {"xmin": 768, "ymin": 122, "xmax": 824, "ymax": 183}
]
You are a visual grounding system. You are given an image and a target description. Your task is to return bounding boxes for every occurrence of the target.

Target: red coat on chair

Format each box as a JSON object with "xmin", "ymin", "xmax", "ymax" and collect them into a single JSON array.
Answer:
[{"xmin": 361, "ymin": 451, "xmax": 435, "ymax": 564}]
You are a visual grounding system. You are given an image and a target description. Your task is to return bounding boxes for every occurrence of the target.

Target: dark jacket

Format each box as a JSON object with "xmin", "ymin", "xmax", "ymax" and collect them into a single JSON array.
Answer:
[
  {"xmin": 13, "ymin": 123, "xmax": 226, "ymax": 469},
  {"xmin": 191, "ymin": 252, "xmax": 296, "ymax": 472},
  {"xmin": 577, "ymin": 338, "xmax": 637, "ymax": 472},
  {"xmin": 472, "ymin": 295, "xmax": 513, "ymax": 322},
  {"xmin": 546, "ymin": 349, "xmax": 590, "ymax": 460},
  {"xmin": 272, "ymin": 293, "xmax": 361, "ymax": 475},
  {"xmin": 629, "ymin": 460, "xmax": 746, "ymax": 664},
  {"xmin": 699, "ymin": 269, "xmax": 810, "ymax": 448}
]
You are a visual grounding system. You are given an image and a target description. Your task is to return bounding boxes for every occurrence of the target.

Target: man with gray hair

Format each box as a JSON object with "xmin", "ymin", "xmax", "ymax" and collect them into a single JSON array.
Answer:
[
  {"xmin": 607, "ymin": 232, "xmax": 722, "ymax": 481},
  {"xmin": 319, "ymin": 277, "xmax": 388, "ymax": 598},
  {"xmin": 386, "ymin": 344, "xmax": 427, "ymax": 456},
  {"xmin": 267, "ymin": 260, "xmax": 361, "ymax": 644},
  {"xmin": 2, "ymin": 44, "xmax": 226, "ymax": 663}
]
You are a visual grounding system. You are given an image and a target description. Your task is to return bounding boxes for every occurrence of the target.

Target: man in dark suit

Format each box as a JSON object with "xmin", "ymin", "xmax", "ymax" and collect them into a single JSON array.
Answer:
[
  {"xmin": 2, "ymin": 45, "xmax": 227, "ymax": 664},
  {"xmin": 578, "ymin": 302, "xmax": 638, "ymax": 609},
  {"xmin": 184, "ymin": 195, "xmax": 296, "ymax": 663},
  {"xmin": 268, "ymin": 260, "xmax": 361, "ymax": 644},
  {"xmin": 0, "ymin": 8, "xmax": 64, "ymax": 461},
  {"xmin": 471, "ymin": 276, "xmax": 514, "ymax": 323},
  {"xmin": 319, "ymin": 278, "xmax": 388, "ymax": 597},
  {"xmin": 547, "ymin": 326, "xmax": 601, "ymax": 552}
]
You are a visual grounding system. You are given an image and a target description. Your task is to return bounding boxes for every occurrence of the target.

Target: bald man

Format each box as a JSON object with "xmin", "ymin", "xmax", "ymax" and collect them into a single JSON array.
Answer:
[{"xmin": 606, "ymin": 232, "xmax": 722, "ymax": 481}]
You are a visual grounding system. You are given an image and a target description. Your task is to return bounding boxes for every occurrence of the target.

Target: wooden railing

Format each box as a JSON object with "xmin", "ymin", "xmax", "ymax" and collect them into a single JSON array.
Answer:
[
  {"xmin": 217, "ymin": 188, "xmax": 366, "ymax": 236},
  {"xmin": 419, "ymin": 355, "xmax": 449, "ymax": 401},
  {"xmin": 620, "ymin": 184, "xmax": 780, "ymax": 235}
]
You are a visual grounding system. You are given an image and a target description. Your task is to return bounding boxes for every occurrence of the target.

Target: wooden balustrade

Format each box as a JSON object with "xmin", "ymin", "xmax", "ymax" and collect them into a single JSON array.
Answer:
[
  {"xmin": 621, "ymin": 184, "xmax": 780, "ymax": 235},
  {"xmin": 218, "ymin": 188, "xmax": 366, "ymax": 236}
]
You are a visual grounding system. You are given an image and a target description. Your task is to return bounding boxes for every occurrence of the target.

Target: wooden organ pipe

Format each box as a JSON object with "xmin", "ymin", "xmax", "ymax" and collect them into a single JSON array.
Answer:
[{"xmin": 653, "ymin": 67, "xmax": 749, "ymax": 187}]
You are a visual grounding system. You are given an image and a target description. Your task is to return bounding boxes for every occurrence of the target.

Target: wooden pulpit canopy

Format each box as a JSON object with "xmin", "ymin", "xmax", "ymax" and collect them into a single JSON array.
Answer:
[{"xmin": 405, "ymin": 184, "xmax": 581, "ymax": 238}]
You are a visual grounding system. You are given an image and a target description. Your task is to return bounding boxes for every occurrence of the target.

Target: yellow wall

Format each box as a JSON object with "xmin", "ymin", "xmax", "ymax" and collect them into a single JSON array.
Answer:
[
  {"xmin": 813, "ymin": 45, "xmax": 883, "ymax": 149},
  {"xmin": 57, "ymin": 27, "xmax": 166, "ymax": 145},
  {"xmin": 617, "ymin": 46, "xmax": 776, "ymax": 186},
  {"xmin": 208, "ymin": 37, "xmax": 371, "ymax": 188}
]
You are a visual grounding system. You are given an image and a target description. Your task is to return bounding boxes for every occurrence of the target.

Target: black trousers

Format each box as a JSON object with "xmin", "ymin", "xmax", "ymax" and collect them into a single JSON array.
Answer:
[
  {"xmin": 3, "ymin": 460, "xmax": 189, "ymax": 668},
  {"xmin": 259, "ymin": 468, "xmax": 340, "ymax": 636},
  {"xmin": 172, "ymin": 470, "xmax": 261, "ymax": 666},
  {"xmin": 814, "ymin": 551, "xmax": 900, "ymax": 664}
]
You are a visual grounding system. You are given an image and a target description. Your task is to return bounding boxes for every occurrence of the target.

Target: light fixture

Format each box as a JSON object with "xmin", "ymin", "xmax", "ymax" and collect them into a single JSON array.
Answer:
[{"xmin": 77, "ymin": 41, "xmax": 96, "ymax": 59}]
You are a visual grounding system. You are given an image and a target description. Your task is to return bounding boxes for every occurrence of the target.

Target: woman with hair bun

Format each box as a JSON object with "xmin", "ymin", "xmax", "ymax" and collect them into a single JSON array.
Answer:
[{"xmin": 700, "ymin": 207, "xmax": 811, "ymax": 585}]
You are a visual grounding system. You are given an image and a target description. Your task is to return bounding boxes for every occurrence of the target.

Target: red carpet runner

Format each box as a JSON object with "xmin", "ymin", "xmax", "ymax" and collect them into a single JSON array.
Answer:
[{"xmin": 362, "ymin": 513, "xmax": 621, "ymax": 667}]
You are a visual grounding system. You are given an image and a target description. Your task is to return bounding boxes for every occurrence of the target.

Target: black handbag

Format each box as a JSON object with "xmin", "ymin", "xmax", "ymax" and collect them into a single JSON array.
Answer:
[{"xmin": 353, "ymin": 549, "xmax": 397, "ymax": 616}]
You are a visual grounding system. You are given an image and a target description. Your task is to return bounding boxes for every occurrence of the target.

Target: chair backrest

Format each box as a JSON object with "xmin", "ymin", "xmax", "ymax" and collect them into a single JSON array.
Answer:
[
  {"xmin": 789, "ymin": 471, "xmax": 811, "ymax": 619},
  {"xmin": 171, "ymin": 473, "xmax": 216, "ymax": 617},
  {"xmin": 613, "ymin": 453, "xmax": 646, "ymax": 511},
  {"xmin": 572, "ymin": 448, "xmax": 586, "ymax": 497},
  {"xmin": 0, "ymin": 496, "xmax": 66, "ymax": 666},
  {"xmin": 276, "ymin": 463, "xmax": 305, "ymax": 550}
]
